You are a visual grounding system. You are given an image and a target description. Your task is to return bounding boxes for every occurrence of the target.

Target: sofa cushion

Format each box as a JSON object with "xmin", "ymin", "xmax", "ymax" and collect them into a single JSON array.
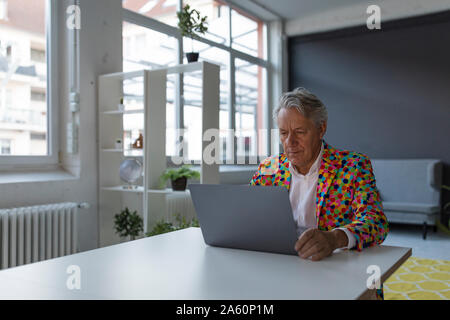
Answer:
[
  {"xmin": 371, "ymin": 159, "xmax": 442, "ymax": 204},
  {"xmin": 382, "ymin": 201, "xmax": 440, "ymax": 214}
]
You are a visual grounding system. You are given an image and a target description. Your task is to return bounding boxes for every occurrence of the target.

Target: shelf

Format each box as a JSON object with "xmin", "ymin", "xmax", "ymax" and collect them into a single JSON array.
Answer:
[
  {"xmin": 101, "ymin": 186, "xmax": 144, "ymax": 193},
  {"xmin": 147, "ymin": 188, "xmax": 190, "ymax": 194},
  {"xmin": 101, "ymin": 149, "xmax": 143, "ymax": 156},
  {"xmin": 102, "ymin": 109, "xmax": 144, "ymax": 115},
  {"xmin": 99, "ymin": 62, "xmax": 204, "ymax": 80},
  {"xmin": 101, "ymin": 186, "xmax": 190, "ymax": 195},
  {"xmin": 99, "ymin": 63, "xmax": 220, "ymax": 246}
]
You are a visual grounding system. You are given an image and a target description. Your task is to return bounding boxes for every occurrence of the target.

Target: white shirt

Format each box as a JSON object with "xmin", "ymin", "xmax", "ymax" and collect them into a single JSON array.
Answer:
[{"xmin": 288, "ymin": 142, "xmax": 356, "ymax": 249}]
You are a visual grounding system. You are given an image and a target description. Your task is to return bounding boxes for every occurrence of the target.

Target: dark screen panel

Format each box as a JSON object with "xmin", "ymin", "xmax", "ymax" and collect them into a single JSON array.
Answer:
[{"xmin": 288, "ymin": 11, "xmax": 450, "ymax": 220}]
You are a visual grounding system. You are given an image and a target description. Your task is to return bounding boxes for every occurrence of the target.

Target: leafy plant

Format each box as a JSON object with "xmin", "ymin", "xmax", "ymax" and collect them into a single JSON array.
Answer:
[
  {"xmin": 146, "ymin": 213, "xmax": 199, "ymax": 237},
  {"xmin": 145, "ymin": 221, "xmax": 177, "ymax": 237},
  {"xmin": 175, "ymin": 213, "xmax": 199, "ymax": 229},
  {"xmin": 159, "ymin": 164, "xmax": 200, "ymax": 188},
  {"xmin": 114, "ymin": 207, "xmax": 143, "ymax": 240},
  {"xmin": 177, "ymin": 4, "xmax": 208, "ymax": 52}
]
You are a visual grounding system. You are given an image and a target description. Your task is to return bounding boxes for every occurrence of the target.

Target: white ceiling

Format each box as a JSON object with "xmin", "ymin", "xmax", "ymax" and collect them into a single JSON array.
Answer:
[
  {"xmin": 229, "ymin": 0, "xmax": 450, "ymax": 21},
  {"xmin": 249, "ymin": 0, "xmax": 365, "ymax": 20},
  {"xmin": 227, "ymin": 0, "xmax": 450, "ymax": 36}
]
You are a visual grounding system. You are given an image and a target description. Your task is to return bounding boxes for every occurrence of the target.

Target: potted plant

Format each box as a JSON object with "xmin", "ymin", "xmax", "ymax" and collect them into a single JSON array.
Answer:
[
  {"xmin": 146, "ymin": 213, "xmax": 200, "ymax": 237},
  {"xmin": 114, "ymin": 207, "xmax": 144, "ymax": 241},
  {"xmin": 177, "ymin": 4, "xmax": 208, "ymax": 63},
  {"xmin": 159, "ymin": 165, "xmax": 200, "ymax": 191}
]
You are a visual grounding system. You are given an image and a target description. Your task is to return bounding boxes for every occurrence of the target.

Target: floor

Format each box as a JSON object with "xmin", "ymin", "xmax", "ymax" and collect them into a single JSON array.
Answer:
[{"xmin": 383, "ymin": 223, "xmax": 450, "ymax": 261}]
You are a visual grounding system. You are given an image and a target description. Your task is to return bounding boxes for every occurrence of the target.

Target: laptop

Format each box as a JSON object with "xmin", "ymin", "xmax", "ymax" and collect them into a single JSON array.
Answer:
[{"xmin": 188, "ymin": 184, "xmax": 301, "ymax": 256}]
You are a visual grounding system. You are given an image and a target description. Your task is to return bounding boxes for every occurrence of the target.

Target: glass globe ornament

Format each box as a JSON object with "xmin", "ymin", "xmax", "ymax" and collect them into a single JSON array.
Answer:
[{"xmin": 119, "ymin": 159, "xmax": 143, "ymax": 189}]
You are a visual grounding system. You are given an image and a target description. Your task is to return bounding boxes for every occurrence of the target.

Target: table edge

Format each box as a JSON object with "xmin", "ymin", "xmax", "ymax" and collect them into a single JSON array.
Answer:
[{"xmin": 357, "ymin": 247, "xmax": 412, "ymax": 300}]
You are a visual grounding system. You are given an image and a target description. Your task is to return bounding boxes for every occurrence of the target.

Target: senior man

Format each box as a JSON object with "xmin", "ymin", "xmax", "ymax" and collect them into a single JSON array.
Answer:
[{"xmin": 250, "ymin": 87, "xmax": 389, "ymax": 299}]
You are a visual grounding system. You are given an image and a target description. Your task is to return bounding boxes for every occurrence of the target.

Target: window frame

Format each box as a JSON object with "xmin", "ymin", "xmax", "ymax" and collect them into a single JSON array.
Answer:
[
  {"xmin": 0, "ymin": 0, "xmax": 59, "ymax": 168},
  {"xmin": 122, "ymin": 0, "xmax": 271, "ymax": 163}
]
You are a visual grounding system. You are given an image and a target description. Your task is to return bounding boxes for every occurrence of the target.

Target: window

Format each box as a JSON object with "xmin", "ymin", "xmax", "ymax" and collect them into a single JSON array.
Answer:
[
  {"xmin": 184, "ymin": 0, "xmax": 229, "ymax": 45},
  {"xmin": 30, "ymin": 48, "xmax": 46, "ymax": 63},
  {"xmin": 231, "ymin": 8, "xmax": 266, "ymax": 59},
  {"xmin": 235, "ymin": 58, "xmax": 267, "ymax": 159},
  {"xmin": 123, "ymin": 21, "xmax": 177, "ymax": 72},
  {"xmin": 183, "ymin": 39, "xmax": 229, "ymax": 161},
  {"xmin": 122, "ymin": 21, "xmax": 178, "ymax": 157},
  {"xmin": 0, "ymin": 139, "xmax": 11, "ymax": 155},
  {"xmin": 31, "ymin": 89, "xmax": 46, "ymax": 102},
  {"xmin": 122, "ymin": 0, "xmax": 270, "ymax": 163},
  {"xmin": 0, "ymin": 0, "xmax": 57, "ymax": 165},
  {"xmin": 123, "ymin": 0, "xmax": 179, "ymax": 27}
]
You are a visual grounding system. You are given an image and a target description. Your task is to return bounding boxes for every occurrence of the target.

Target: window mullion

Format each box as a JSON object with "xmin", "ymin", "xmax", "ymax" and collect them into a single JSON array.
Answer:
[
  {"xmin": 228, "ymin": 6, "xmax": 237, "ymax": 163},
  {"xmin": 122, "ymin": 1, "xmax": 270, "ymax": 165},
  {"xmin": 47, "ymin": 0, "xmax": 58, "ymax": 162},
  {"xmin": 176, "ymin": 0, "xmax": 184, "ymax": 155},
  {"xmin": 265, "ymin": 22, "xmax": 272, "ymax": 158}
]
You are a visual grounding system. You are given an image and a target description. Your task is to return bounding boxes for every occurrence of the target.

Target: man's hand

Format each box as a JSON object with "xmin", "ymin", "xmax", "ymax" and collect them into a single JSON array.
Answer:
[{"xmin": 294, "ymin": 228, "xmax": 348, "ymax": 261}]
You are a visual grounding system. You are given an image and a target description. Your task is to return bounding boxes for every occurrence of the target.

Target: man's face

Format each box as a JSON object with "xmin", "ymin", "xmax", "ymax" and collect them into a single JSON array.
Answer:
[{"xmin": 277, "ymin": 108, "xmax": 326, "ymax": 172}]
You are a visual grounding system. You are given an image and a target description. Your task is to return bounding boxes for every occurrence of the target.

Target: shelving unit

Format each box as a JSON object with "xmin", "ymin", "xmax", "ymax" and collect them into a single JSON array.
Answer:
[
  {"xmin": 98, "ymin": 62, "xmax": 220, "ymax": 247},
  {"xmin": 102, "ymin": 109, "xmax": 144, "ymax": 115}
]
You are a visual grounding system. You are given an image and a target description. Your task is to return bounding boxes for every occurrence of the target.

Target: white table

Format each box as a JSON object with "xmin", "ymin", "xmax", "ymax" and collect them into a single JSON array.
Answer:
[{"xmin": 0, "ymin": 228, "xmax": 411, "ymax": 299}]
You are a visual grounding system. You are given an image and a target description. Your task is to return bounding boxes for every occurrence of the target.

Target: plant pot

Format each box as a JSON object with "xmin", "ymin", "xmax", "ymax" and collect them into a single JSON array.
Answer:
[
  {"xmin": 186, "ymin": 52, "xmax": 199, "ymax": 63},
  {"xmin": 171, "ymin": 177, "xmax": 187, "ymax": 191}
]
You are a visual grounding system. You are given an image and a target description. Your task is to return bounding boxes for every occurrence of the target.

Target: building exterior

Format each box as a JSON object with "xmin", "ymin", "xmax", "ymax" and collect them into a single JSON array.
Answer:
[{"xmin": 0, "ymin": 0, "xmax": 47, "ymax": 156}]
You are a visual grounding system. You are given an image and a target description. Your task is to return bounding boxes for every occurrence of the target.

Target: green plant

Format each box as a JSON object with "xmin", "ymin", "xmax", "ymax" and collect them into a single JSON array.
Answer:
[
  {"xmin": 146, "ymin": 213, "xmax": 199, "ymax": 237},
  {"xmin": 145, "ymin": 221, "xmax": 177, "ymax": 237},
  {"xmin": 159, "ymin": 164, "xmax": 200, "ymax": 188},
  {"xmin": 114, "ymin": 207, "xmax": 143, "ymax": 240},
  {"xmin": 177, "ymin": 4, "xmax": 208, "ymax": 52}
]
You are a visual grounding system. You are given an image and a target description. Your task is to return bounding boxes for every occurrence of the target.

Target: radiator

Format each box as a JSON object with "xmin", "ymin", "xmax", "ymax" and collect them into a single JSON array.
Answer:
[{"xmin": 0, "ymin": 202, "xmax": 81, "ymax": 270}]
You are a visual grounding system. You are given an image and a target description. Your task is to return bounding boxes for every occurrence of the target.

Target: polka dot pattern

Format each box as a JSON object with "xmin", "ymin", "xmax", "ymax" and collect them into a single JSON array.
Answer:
[
  {"xmin": 250, "ymin": 140, "xmax": 389, "ymax": 251},
  {"xmin": 250, "ymin": 140, "xmax": 390, "ymax": 299}
]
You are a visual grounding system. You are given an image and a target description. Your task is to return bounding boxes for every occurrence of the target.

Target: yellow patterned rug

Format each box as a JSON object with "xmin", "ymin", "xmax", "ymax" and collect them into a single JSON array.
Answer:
[{"xmin": 384, "ymin": 257, "xmax": 450, "ymax": 300}]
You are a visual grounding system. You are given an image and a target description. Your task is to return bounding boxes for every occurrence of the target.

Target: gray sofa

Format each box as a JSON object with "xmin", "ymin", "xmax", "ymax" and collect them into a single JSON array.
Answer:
[{"xmin": 371, "ymin": 159, "xmax": 443, "ymax": 239}]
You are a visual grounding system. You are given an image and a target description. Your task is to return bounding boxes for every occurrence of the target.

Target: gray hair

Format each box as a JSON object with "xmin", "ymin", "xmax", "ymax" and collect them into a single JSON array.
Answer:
[{"xmin": 273, "ymin": 87, "xmax": 328, "ymax": 127}]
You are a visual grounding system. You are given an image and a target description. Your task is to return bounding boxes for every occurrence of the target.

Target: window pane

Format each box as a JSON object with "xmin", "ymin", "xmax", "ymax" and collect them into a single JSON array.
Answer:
[
  {"xmin": 183, "ymin": 39, "xmax": 229, "ymax": 161},
  {"xmin": 123, "ymin": 21, "xmax": 177, "ymax": 72},
  {"xmin": 0, "ymin": 0, "xmax": 48, "ymax": 156},
  {"xmin": 122, "ymin": 22, "xmax": 178, "ymax": 157},
  {"xmin": 231, "ymin": 9, "xmax": 265, "ymax": 59},
  {"xmin": 122, "ymin": 0, "xmax": 179, "ymax": 27},
  {"xmin": 183, "ymin": 0, "xmax": 229, "ymax": 46},
  {"xmin": 235, "ymin": 58, "xmax": 267, "ymax": 159}
]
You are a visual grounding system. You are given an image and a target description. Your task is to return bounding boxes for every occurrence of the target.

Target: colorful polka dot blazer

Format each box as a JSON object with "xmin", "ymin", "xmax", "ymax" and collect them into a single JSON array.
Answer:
[{"xmin": 249, "ymin": 140, "xmax": 389, "ymax": 252}]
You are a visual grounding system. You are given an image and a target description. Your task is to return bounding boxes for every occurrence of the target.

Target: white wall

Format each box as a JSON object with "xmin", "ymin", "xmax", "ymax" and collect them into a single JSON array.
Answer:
[{"xmin": 285, "ymin": 0, "xmax": 450, "ymax": 36}]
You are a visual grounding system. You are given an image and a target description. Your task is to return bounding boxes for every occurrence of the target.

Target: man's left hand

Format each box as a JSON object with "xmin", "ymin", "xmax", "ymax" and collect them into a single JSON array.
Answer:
[{"xmin": 294, "ymin": 228, "xmax": 348, "ymax": 261}]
